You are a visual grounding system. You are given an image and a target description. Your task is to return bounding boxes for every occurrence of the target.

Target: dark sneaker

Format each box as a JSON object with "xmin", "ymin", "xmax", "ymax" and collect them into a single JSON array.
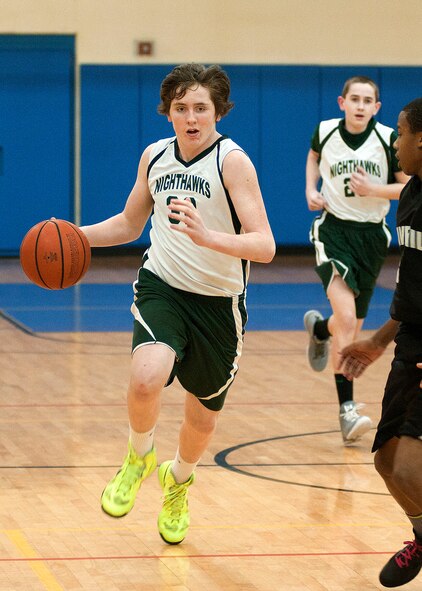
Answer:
[
  {"xmin": 303, "ymin": 309, "xmax": 329, "ymax": 372},
  {"xmin": 379, "ymin": 538, "xmax": 422, "ymax": 587}
]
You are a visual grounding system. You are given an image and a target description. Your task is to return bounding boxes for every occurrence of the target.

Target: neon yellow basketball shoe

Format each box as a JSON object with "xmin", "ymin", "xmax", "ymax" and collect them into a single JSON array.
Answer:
[
  {"xmin": 157, "ymin": 460, "xmax": 195, "ymax": 544},
  {"xmin": 101, "ymin": 442, "xmax": 157, "ymax": 517}
]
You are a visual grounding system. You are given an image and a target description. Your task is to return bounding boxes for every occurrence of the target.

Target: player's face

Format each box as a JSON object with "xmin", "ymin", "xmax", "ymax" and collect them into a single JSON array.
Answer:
[
  {"xmin": 167, "ymin": 84, "xmax": 221, "ymax": 159},
  {"xmin": 394, "ymin": 111, "xmax": 422, "ymax": 177},
  {"xmin": 338, "ymin": 83, "xmax": 381, "ymax": 133}
]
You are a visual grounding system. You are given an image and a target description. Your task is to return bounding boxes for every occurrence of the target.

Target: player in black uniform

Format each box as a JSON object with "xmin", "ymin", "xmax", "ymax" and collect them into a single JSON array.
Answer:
[{"xmin": 340, "ymin": 97, "xmax": 422, "ymax": 588}]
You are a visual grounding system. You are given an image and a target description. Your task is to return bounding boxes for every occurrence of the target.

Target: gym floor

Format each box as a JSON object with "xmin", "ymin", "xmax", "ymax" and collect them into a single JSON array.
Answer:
[{"xmin": 1, "ymin": 251, "xmax": 413, "ymax": 591}]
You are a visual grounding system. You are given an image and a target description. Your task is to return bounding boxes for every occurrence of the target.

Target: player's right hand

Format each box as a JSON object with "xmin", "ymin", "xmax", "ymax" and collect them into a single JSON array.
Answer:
[{"xmin": 306, "ymin": 189, "xmax": 326, "ymax": 211}]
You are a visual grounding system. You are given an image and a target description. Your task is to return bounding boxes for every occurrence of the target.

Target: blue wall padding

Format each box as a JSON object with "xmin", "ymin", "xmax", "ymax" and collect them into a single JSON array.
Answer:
[{"xmin": 80, "ymin": 64, "xmax": 422, "ymax": 247}]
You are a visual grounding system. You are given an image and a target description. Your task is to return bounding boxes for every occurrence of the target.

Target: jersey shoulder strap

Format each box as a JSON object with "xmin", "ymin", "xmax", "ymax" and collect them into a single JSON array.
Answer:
[
  {"xmin": 319, "ymin": 118, "xmax": 341, "ymax": 148},
  {"xmin": 373, "ymin": 122, "xmax": 395, "ymax": 183},
  {"xmin": 149, "ymin": 137, "xmax": 175, "ymax": 161},
  {"xmin": 147, "ymin": 137, "xmax": 176, "ymax": 177},
  {"xmin": 217, "ymin": 137, "xmax": 245, "ymax": 165},
  {"xmin": 373, "ymin": 121, "xmax": 394, "ymax": 145}
]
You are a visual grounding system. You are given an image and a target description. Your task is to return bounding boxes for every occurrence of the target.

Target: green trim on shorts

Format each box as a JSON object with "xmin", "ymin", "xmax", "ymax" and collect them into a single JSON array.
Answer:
[{"xmin": 131, "ymin": 268, "xmax": 247, "ymax": 411}]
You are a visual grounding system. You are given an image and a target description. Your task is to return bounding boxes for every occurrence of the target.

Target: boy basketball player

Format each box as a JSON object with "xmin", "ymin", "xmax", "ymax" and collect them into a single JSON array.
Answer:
[
  {"xmin": 80, "ymin": 63, "xmax": 275, "ymax": 544},
  {"xmin": 340, "ymin": 97, "xmax": 422, "ymax": 588},
  {"xmin": 303, "ymin": 76, "xmax": 409, "ymax": 444}
]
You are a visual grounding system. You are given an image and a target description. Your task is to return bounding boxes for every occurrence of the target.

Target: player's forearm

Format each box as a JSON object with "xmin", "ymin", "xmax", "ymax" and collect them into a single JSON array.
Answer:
[
  {"xmin": 80, "ymin": 213, "xmax": 143, "ymax": 247},
  {"xmin": 365, "ymin": 182, "xmax": 406, "ymax": 200},
  {"xmin": 305, "ymin": 152, "xmax": 321, "ymax": 194},
  {"xmin": 371, "ymin": 319, "xmax": 400, "ymax": 349},
  {"xmin": 205, "ymin": 230, "xmax": 276, "ymax": 263}
]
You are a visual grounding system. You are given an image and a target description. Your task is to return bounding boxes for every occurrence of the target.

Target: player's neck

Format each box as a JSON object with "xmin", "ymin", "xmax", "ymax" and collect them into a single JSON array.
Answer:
[{"xmin": 177, "ymin": 132, "xmax": 221, "ymax": 162}]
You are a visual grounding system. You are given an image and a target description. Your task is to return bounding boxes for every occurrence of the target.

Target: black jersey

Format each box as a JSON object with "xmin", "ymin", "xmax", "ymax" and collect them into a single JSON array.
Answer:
[{"xmin": 390, "ymin": 176, "xmax": 422, "ymax": 324}]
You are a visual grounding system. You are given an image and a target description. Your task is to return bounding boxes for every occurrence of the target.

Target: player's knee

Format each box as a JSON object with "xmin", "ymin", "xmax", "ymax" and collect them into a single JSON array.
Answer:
[
  {"xmin": 129, "ymin": 371, "xmax": 164, "ymax": 401},
  {"xmin": 390, "ymin": 463, "xmax": 417, "ymax": 493},
  {"xmin": 337, "ymin": 309, "xmax": 358, "ymax": 333},
  {"xmin": 374, "ymin": 447, "xmax": 394, "ymax": 480}
]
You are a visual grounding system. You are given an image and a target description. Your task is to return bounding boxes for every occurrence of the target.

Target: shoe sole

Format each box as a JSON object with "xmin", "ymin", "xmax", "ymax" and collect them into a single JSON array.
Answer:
[
  {"xmin": 306, "ymin": 343, "xmax": 328, "ymax": 372},
  {"xmin": 303, "ymin": 310, "xmax": 329, "ymax": 372},
  {"xmin": 100, "ymin": 504, "xmax": 129, "ymax": 518},
  {"xmin": 343, "ymin": 417, "xmax": 373, "ymax": 444},
  {"xmin": 159, "ymin": 531, "xmax": 185, "ymax": 545}
]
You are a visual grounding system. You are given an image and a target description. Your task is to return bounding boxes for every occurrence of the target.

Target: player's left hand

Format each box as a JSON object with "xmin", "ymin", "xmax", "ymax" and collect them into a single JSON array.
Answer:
[
  {"xmin": 167, "ymin": 198, "xmax": 210, "ymax": 246},
  {"xmin": 350, "ymin": 166, "xmax": 373, "ymax": 197},
  {"xmin": 339, "ymin": 338, "xmax": 386, "ymax": 380}
]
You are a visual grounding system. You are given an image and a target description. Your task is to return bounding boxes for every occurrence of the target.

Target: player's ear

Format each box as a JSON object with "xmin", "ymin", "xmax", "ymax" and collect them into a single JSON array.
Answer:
[
  {"xmin": 337, "ymin": 96, "xmax": 345, "ymax": 111},
  {"xmin": 167, "ymin": 114, "xmax": 172, "ymax": 122},
  {"xmin": 373, "ymin": 101, "xmax": 382, "ymax": 115},
  {"xmin": 216, "ymin": 114, "xmax": 221, "ymax": 122}
]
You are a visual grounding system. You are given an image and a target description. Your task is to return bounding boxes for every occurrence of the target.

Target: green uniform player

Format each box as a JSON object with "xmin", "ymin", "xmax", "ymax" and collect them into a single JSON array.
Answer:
[
  {"xmin": 80, "ymin": 63, "xmax": 275, "ymax": 544},
  {"xmin": 304, "ymin": 76, "xmax": 409, "ymax": 444}
]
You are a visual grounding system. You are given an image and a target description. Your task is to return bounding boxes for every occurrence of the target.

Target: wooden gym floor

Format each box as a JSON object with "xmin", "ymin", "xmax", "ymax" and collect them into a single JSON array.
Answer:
[{"xmin": 1, "ymin": 252, "xmax": 418, "ymax": 591}]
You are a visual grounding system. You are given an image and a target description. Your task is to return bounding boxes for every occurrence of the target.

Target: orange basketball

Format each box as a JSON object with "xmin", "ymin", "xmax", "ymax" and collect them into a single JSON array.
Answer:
[{"xmin": 20, "ymin": 218, "xmax": 91, "ymax": 289}]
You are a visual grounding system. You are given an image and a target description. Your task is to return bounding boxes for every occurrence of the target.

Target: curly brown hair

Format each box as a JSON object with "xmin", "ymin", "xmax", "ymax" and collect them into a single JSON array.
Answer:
[{"xmin": 158, "ymin": 63, "xmax": 234, "ymax": 118}]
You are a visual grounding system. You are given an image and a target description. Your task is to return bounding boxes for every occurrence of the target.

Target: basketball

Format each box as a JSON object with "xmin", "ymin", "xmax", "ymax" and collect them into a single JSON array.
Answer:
[{"xmin": 19, "ymin": 218, "xmax": 91, "ymax": 289}]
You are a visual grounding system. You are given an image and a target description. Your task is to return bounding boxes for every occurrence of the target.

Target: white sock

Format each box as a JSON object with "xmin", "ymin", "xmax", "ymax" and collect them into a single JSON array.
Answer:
[
  {"xmin": 129, "ymin": 426, "xmax": 155, "ymax": 457},
  {"xmin": 171, "ymin": 447, "xmax": 198, "ymax": 484}
]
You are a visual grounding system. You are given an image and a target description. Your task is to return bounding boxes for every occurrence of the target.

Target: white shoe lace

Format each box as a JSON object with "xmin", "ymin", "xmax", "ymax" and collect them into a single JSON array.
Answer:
[{"xmin": 341, "ymin": 403, "xmax": 366, "ymax": 422}]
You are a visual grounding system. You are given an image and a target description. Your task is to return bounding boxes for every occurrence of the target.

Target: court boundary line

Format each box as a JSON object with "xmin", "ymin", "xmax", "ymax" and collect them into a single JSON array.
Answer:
[
  {"xmin": 215, "ymin": 432, "xmax": 389, "ymax": 496},
  {"xmin": 0, "ymin": 549, "xmax": 397, "ymax": 563}
]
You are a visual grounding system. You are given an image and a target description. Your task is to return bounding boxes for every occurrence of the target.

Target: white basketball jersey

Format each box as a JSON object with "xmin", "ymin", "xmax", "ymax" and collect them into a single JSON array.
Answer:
[
  {"xmin": 143, "ymin": 135, "xmax": 249, "ymax": 297},
  {"xmin": 318, "ymin": 118, "xmax": 395, "ymax": 223}
]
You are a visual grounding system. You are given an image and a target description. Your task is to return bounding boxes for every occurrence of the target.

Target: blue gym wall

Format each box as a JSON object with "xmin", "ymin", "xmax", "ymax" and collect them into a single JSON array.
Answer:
[
  {"xmin": 2, "ymin": 55, "xmax": 421, "ymax": 254},
  {"xmin": 80, "ymin": 64, "xmax": 421, "ymax": 249},
  {"xmin": 0, "ymin": 35, "xmax": 75, "ymax": 256}
]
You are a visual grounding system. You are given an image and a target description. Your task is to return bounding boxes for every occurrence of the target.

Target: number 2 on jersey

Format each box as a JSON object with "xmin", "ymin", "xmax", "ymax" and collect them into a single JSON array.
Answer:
[{"xmin": 343, "ymin": 177, "xmax": 355, "ymax": 198}]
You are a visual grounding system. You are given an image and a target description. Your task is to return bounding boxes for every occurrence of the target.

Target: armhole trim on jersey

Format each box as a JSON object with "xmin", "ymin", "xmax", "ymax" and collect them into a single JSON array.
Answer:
[
  {"xmin": 216, "ymin": 141, "xmax": 249, "ymax": 290},
  {"xmin": 217, "ymin": 142, "xmax": 242, "ymax": 236},
  {"xmin": 147, "ymin": 145, "xmax": 172, "ymax": 178},
  {"xmin": 374, "ymin": 127, "xmax": 394, "ymax": 184},
  {"xmin": 319, "ymin": 125, "xmax": 339, "ymax": 161}
]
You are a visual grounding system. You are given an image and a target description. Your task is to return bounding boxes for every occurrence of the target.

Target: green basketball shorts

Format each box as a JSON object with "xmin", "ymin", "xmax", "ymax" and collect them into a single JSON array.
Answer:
[
  {"xmin": 310, "ymin": 211, "xmax": 391, "ymax": 318},
  {"xmin": 130, "ymin": 268, "xmax": 247, "ymax": 411}
]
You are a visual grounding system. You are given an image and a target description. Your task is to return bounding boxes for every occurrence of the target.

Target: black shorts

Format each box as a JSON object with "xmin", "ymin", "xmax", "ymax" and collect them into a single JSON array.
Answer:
[{"xmin": 372, "ymin": 323, "xmax": 422, "ymax": 452}]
